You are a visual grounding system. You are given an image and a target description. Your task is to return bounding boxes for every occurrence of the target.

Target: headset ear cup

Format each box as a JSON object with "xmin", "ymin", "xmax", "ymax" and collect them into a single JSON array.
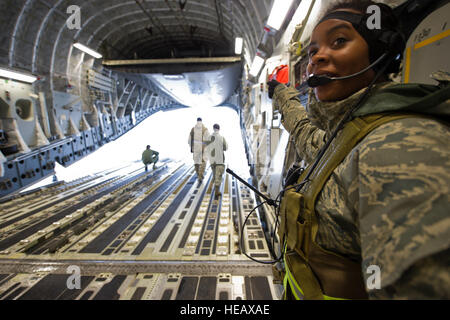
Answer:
[
  {"xmin": 374, "ymin": 30, "xmax": 404, "ymax": 74},
  {"xmin": 386, "ymin": 31, "xmax": 405, "ymax": 74},
  {"xmin": 388, "ymin": 31, "xmax": 405, "ymax": 56}
]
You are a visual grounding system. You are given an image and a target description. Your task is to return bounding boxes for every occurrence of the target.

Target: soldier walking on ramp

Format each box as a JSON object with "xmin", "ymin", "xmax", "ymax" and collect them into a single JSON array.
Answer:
[
  {"xmin": 188, "ymin": 118, "xmax": 210, "ymax": 184},
  {"xmin": 206, "ymin": 124, "xmax": 228, "ymax": 198}
]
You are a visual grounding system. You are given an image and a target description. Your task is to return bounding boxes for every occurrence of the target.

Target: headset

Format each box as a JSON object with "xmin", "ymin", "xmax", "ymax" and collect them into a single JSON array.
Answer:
[{"xmin": 307, "ymin": 9, "xmax": 405, "ymax": 88}]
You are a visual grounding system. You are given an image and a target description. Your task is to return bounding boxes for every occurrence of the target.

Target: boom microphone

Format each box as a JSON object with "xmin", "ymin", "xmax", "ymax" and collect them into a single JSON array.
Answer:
[{"xmin": 307, "ymin": 52, "xmax": 388, "ymax": 88}]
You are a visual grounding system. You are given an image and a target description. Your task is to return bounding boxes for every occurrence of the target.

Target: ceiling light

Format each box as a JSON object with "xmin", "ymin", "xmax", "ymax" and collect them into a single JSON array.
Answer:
[
  {"xmin": 163, "ymin": 74, "xmax": 185, "ymax": 80},
  {"xmin": 0, "ymin": 67, "xmax": 37, "ymax": 83},
  {"xmin": 249, "ymin": 55, "xmax": 265, "ymax": 77},
  {"xmin": 235, "ymin": 37, "xmax": 243, "ymax": 55},
  {"xmin": 73, "ymin": 43, "xmax": 102, "ymax": 59},
  {"xmin": 266, "ymin": 0, "xmax": 294, "ymax": 31}
]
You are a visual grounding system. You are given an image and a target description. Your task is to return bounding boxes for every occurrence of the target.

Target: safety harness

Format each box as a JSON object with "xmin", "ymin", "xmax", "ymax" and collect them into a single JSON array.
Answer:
[{"xmin": 278, "ymin": 112, "xmax": 432, "ymax": 300}]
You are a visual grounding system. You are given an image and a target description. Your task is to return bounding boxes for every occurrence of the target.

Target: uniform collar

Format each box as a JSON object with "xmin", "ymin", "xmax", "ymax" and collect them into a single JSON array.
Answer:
[
  {"xmin": 307, "ymin": 81, "xmax": 450, "ymax": 135},
  {"xmin": 306, "ymin": 82, "xmax": 394, "ymax": 134}
]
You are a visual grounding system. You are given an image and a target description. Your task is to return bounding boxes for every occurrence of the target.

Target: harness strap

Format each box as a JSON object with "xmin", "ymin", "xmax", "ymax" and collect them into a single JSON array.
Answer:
[{"xmin": 282, "ymin": 113, "xmax": 428, "ymax": 300}]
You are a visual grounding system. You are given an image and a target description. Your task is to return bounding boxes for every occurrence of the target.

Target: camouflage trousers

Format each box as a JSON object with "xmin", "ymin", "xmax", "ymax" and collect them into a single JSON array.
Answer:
[
  {"xmin": 144, "ymin": 155, "xmax": 159, "ymax": 172},
  {"xmin": 211, "ymin": 164, "xmax": 225, "ymax": 188},
  {"xmin": 195, "ymin": 160, "xmax": 206, "ymax": 181}
]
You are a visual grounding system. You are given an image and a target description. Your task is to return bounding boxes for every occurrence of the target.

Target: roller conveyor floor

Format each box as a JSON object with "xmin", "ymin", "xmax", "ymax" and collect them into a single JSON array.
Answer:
[{"xmin": 0, "ymin": 160, "xmax": 282, "ymax": 300}]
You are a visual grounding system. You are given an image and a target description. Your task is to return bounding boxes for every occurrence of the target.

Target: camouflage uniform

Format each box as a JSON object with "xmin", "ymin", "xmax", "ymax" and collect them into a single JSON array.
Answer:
[
  {"xmin": 142, "ymin": 148, "xmax": 159, "ymax": 171},
  {"xmin": 273, "ymin": 81, "xmax": 450, "ymax": 299},
  {"xmin": 206, "ymin": 132, "xmax": 228, "ymax": 192},
  {"xmin": 189, "ymin": 123, "xmax": 210, "ymax": 181}
]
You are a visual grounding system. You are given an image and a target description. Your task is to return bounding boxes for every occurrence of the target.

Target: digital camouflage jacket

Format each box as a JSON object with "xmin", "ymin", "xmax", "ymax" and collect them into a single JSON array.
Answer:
[{"xmin": 272, "ymin": 81, "xmax": 450, "ymax": 299}]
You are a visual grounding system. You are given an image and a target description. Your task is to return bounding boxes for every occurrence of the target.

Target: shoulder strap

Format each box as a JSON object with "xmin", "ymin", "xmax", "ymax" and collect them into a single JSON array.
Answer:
[{"xmin": 301, "ymin": 113, "xmax": 428, "ymax": 248}]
